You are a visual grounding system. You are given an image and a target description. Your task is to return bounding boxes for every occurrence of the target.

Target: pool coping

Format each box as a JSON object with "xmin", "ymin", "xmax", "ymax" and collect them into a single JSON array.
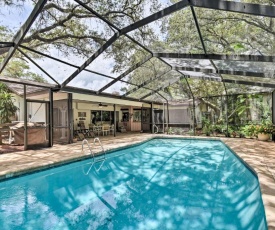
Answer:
[{"xmin": 0, "ymin": 134, "xmax": 274, "ymax": 229}]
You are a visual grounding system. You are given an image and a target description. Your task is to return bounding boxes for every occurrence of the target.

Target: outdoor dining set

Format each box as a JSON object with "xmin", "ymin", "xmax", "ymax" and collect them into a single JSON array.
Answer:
[{"xmin": 73, "ymin": 123, "xmax": 115, "ymax": 141}]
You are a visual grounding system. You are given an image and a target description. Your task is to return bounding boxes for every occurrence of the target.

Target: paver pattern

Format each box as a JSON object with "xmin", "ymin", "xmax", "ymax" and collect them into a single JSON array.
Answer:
[{"xmin": 0, "ymin": 133, "xmax": 274, "ymax": 229}]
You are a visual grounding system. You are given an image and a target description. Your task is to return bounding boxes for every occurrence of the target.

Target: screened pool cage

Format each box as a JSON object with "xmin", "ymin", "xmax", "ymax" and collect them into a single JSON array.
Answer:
[{"xmin": 0, "ymin": 0, "xmax": 275, "ymax": 149}]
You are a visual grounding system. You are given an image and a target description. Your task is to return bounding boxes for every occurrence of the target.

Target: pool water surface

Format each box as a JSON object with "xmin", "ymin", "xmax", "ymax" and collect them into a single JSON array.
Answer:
[{"xmin": 0, "ymin": 138, "xmax": 267, "ymax": 229}]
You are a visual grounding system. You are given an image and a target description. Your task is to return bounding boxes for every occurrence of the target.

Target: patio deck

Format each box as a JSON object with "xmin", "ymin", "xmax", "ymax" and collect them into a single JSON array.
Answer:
[{"xmin": 0, "ymin": 133, "xmax": 274, "ymax": 229}]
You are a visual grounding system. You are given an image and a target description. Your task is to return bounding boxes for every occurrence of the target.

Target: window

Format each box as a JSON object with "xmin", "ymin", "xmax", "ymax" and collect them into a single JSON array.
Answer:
[{"xmin": 133, "ymin": 109, "xmax": 141, "ymax": 122}]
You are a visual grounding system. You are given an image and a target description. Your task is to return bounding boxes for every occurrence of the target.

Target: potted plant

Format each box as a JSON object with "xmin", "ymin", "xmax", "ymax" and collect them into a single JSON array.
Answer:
[
  {"xmin": 241, "ymin": 123, "xmax": 256, "ymax": 138},
  {"xmin": 255, "ymin": 121, "xmax": 275, "ymax": 141}
]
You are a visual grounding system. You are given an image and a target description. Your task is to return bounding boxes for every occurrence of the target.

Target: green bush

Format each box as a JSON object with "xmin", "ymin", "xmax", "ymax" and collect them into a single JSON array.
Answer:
[{"xmin": 241, "ymin": 123, "xmax": 257, "ymax": 138}]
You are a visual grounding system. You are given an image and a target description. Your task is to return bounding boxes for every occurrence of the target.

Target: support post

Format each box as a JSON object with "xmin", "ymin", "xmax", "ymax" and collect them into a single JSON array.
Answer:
[
  {"xmin": 192, "ymin": 98, "xmax": 196, "ymax": 136},
  {"xmin": 24, "ymin": 85, "xmax": 28, "ymax": 150},
  {"xmin": 151, "ymin": 103, "xmax": 154, "ymax": 134},
  {"xmin": 68, "ymin": 93, "xmax": 73, "ymax": 144},
  {"xmin": 167, "ymin": 102, "xmax": 170, "ymax": 134},
  {"xmin": 113, "ymin": 104, "xmax": 116, "ymax": 137},
  {"xmin": 225, "ymin": 95, "xmax": 229, "ymax": 137},
  {"xmin": 163, "ymin": 103, "xmax": 165, "ymax": 134},
  {"xmin": 272, "ymin": 91, "xmax": 275, "ymax": 141},
  {"xmin": 49, "ymin": 89, "xmax": 53, "ymax": 147}
]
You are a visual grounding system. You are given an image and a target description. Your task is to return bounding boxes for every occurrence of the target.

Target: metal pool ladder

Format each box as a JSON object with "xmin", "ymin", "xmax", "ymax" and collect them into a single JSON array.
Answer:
[{"xmin": 82, "ymin": 137, "xmax": 106, "ymax": 174}]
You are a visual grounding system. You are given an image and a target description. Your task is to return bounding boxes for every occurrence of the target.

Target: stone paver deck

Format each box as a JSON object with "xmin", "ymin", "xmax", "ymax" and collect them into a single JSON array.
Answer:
[{"xmin": 0, "ymin": 133, "xmax": 274, "ymax": 229}]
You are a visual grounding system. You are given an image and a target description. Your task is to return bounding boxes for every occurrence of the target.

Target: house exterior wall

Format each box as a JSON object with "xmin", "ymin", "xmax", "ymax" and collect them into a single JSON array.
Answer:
[{"xmin": 13, "ymin": 94, "xmax": 46, "ymax": 123}]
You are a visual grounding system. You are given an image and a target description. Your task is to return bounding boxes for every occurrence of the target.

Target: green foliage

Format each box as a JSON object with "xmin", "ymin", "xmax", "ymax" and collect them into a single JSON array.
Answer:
[
  {"xmin": 0, "ymin": 24, "xmax": 46, "ymax": 82},
  {"xmin": 211, "ymin": 124, "xmax": 224, "ymax": 134},
  {"xmin": 241, "ymin": 123, "xmax": 257, "ymax": 138},
  {"xmin": 2, "ymin": 58, "xmax": 46, "ymax": 82},
  {"xmin": 202, "ymin": 117, "xmax": 212, "ymax": 136},
  {"xmin": 254, "ymin": 122, "xmax": 275, "ymax": 135},
  {"xmin": 168, "ymin": 127, "xmax": 173, "ymax": 135},
  {"xmin": 0, "ymin": 83, "xmax": 8, "ymax": 93},
  {"xmin": 0, "ymin": 91, "xmax": 18, "ymax": 124},
  {"xmin": 254, "ymin": 115, "xmax": 275, "ymax": 135}
]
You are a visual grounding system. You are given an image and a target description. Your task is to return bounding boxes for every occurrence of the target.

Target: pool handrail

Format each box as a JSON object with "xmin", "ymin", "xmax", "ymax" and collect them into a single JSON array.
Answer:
[
  {"xmin": 82, "ymin": 138, "xmax": 106, "ymax": 174},
  {"xmin": 153, "ymin": 124, "xmax": 159, "ymax": 134}
]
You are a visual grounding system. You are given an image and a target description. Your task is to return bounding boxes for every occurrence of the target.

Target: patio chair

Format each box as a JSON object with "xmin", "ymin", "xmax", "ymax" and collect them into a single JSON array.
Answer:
[
  {"xmin": 78, "ymin": 121, "xmax": 94, "ymax": 138},
  {"xmin": 110, "ymin": 124, "xmax": 114, "ymax": 135},
  {"xmin": 74, "ymin": 130, "xmax": 85, "ymax": 141},
  {"xmin": 102, "ymin": 124, "xmax": 110, "ymax": 136},
  {"xmin": 93, "ymin": 126, "xmax": 103, "ymax": 136}
]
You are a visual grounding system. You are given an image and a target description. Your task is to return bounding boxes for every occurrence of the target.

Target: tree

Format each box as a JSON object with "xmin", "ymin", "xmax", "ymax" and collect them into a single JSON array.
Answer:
[
  {"xmin": 0, "ymin": 0, "xmax": 160, "ymax": 57},
  {"xmin": 0, "ymin": 0, "xmax": 162, "ymax": 82}
]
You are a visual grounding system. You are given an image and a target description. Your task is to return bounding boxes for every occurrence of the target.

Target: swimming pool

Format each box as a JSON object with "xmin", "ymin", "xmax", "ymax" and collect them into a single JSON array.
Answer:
[{"xmin": 0, "ymin": 138, "xmax": 267, "ymax": 229}]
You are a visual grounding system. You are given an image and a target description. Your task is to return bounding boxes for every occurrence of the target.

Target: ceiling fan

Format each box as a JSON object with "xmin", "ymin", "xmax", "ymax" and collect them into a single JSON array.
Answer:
[{"xmin": 98, "ymin": 103, "xmax": 108, "ymax": 108}]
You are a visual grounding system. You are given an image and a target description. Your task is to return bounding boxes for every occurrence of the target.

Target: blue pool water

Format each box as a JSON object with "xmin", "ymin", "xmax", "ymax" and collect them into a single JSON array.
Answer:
[{"xmin": 0, "ymin": 138, "xmax": 267, "ymax": 229}]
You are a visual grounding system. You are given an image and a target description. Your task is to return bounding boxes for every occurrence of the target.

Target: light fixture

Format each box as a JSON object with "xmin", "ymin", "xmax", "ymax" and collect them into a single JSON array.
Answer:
[{"xmin": 98, "ymin": 103, "xmax": 107, "ymax": 108}]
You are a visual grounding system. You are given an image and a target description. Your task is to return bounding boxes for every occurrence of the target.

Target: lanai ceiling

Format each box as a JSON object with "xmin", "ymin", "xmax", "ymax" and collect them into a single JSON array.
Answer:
[{"xmin": 0, "ymin": 0, "xmax": 274, "ymax": 103}]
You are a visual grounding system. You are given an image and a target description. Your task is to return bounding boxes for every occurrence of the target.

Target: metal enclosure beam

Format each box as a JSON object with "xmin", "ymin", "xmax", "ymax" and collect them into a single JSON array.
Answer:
[
  {"xmin": 0, "ymin": 76, "xmax": 57, "ymax": 89},
  {"xmin": 166, "ymin": 102, "xmax": 170, "ymax": 134},
  {"xmin": 190, "ymin": 6, "xmax": 207, "ymax": 54},
  {"xmin": 19, "ymin": 45, "xmax": 149, "ymax": 88},
  {"xmin": 98, "ymin": 55, "xmax": 152, "ymax": 93},
  {"xmin": 190, "ymin": 0, "xmax": 275, "ymax": 18},
  {"xmin": 18, "ymin": 48, "xmax": 60, "ymax": 85},
  {"xmin": 175, "ymin": 66, "xmax": 271, "ymax": 78},
  {"xmin": 24, "ymin": 85, "xmax": 28, "ymax": 150},
  {"xmin": 155, "ymin": 53, "xmax": 275, "ymax": 62},
  {"xmin": 61, "ymin": 86, "xmax": 162, "ymax": 105},
  {"xmin": 222, "ymin": 79, "xmax": 275, "ymax": 88},
  {"xmin": 0, "ymin": 0, "xmax": 47, "ymax": 73},
  {"xmin": 113, "ymin": 104, "xmax": 116, "ymax": 137},
  {"xmin": 157, "ymin": 56, "xmax": 195, "ymax": 100},
  {"xmin": 190, "ymin": 4, "xmax": 227, "ymax": 135},
  {"xmin": 49, "ymin": 89, "xmax": 53, "ymax": 147},
  {"xmin": 185, "ymin": 74, "xmax": 275, "ymax": 88},
  {"xmin": 140, "ymin": 87, "xmax": 166, "ymax": 100},
  {"xmin": 123, "ymin": 69, "xmax": 172, "ymax": 96},
  {"xmin": 121, "ymin": 0, "xmax": 189, "ymax": 34},
  {"xmin": 151, "ymin": 103, "xmax": 154, "ymax": 134},
  {"xmin": 0, "ymin": 42, "xmax": 14, "ymax": 46},
  {"xmin": 68, "ymin": 93, "xmax": 73, "ymax": 144},
  {"xmin": 139, "ymin": 74, "xmax": 183, "ymax": 100},
  {"xmin": 76, "ymin": 0, "xmax": 153, "ymax": 55},
  {"xmin": 272, "ymin": 91, "xmax": 275, "ymax": 141},
  {"xmin": 61, "ymin": 32, "xmax": 120, "ymax": 88}
]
